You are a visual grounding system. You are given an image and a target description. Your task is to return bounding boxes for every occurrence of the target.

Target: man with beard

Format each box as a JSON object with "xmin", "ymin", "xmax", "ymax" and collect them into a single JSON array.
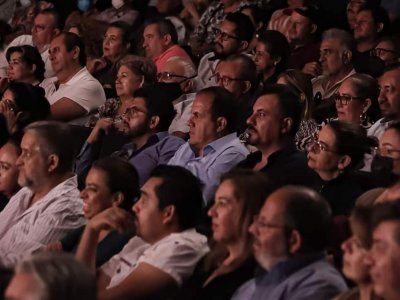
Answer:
[
  {"xmin": 75, "ymin": 84, "xmax": 184, "ymax": 185},
  {"xmin": 237, "ymin": 84, "xmax": 317, "ymax": 187},
  {"xmin": 195, "ymin": 12, "xmax": 254, "ymax": 91}
]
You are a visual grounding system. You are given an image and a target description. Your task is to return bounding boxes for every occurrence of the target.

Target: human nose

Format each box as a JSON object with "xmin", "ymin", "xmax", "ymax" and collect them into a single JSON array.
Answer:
[
  {"xmin": 378, "ymin": 88, "xmax": 386, "ymax": 103},
  {"xmin": 248, "ymin": 219, "xmax": 257, "ymax": 235},
  {"xmin": 207, "ymin": 203, "xmax": 216, "ymax": 217},
  {"xmin": 246, "ymin": 113, "xmax": 256, "ymax": 126},
  {"xmin": 79, "ymin": 188, "xmax": 88, "ymax": 200},
  {"xmin": 132, "ymin": 199, "xmax": 141, "ymax": 214},
  {"xmin": 15, "ymin": 154, "xmax": 24, "ymax": 167},
  {"xmin": 341, "ymin": 237, "xmax": 352, "ymax": 252}
]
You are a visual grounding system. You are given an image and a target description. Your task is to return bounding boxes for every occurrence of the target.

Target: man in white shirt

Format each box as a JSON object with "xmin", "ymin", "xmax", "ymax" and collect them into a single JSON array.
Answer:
[
  {"xmin": 76, "ymin": 165, "xmax": 209, "ymax": 299},
  {"xmin": 0, "ymin": 121, "xmax": 85, "ymax": 268},
  {"xmin": 40, "ymin": 32, "xmax": 106, "ymax": 125},
  {"xmin": 0, "ymin": 8, "xmax": 61, "ymax": 78}
]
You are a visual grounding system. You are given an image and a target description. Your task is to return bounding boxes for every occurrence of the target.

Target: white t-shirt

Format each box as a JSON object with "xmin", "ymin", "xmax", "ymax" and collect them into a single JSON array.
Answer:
[{"xmin": 102, "ymin": 229, "xmax": 209, "ymax": 289}]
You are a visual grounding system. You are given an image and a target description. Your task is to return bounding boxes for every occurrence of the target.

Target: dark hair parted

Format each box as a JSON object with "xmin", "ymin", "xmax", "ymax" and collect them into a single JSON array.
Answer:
[
  {"xmin": 256, "ymin": 84, "xmax": 302, "ymax": 136},
  {"xmin": 148, "ymin": 19, "xmax": 178, "ymax": 45},
  {"xmin": 6, "ymin": 45, "xmax": 45, "ymax": 81},
  {"xmin": 327, "ymin": 120, "xmax": 372, "ymax": 170},
  {"xmin": 196, "ymin": 86, "xmax": 237, "ymax": 134},
  {"xmin": 24, "ymin": 121, "xmax": 76, "ymax": 174},
  {"xmin": 150, "ymin": 165, "xmax": 203, "ymax": 230},
  {"xmin": 224, "ymin": 12, "xmax": 255, "ymax": 43},
  {"xmin": 62, "ymin": 32, "xmax": 87, "ymax": 67},
  {"xmin": 280, "ymin": 186, "xmax": 332, "ymax": 253},
  {"xmin": 92, "ymin": 157, "xmax": 140, "ymax": 212}
]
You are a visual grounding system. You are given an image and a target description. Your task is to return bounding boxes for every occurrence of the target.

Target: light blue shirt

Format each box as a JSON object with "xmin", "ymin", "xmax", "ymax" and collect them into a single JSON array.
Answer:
[{"xmin": 168, "ymin": 133, "xmax": 249, "ymax": 206}]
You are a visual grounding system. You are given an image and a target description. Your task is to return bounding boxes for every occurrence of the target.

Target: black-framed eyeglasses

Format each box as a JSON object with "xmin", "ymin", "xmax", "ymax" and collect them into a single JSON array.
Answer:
[
  {"xmin": 333, "ymin": 93, "xmax": 363, "ymax": 105},
  {"xmin": 252, "ymin": 215, "xmax": 290, "ymax": 230},
  {"xmin": 213, "ymin": 28, "xmax": 239, "ymax": 42},
  {"xmin": 370, "ymin": 48, "xmax": 398, "ymax": 57},
  {"xmin": 209, "ymin": 72, "xmax": 244, "ymax": 86},
  {"xmin": 123, "ymin": 106, "xmax": 148, "ymax": 118},
  {"xmin": 157, "ymin": 72, "xmax": 196, "ymax": 83},
  {"xmin": 308, "ymin": 134, "xmax": 337, "ymax": 154}
]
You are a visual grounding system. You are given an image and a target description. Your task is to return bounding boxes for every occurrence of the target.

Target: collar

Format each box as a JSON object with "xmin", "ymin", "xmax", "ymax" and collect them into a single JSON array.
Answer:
[{"xmin": 189, "ymin": 133, "xmax": 238, "ymax": 157}]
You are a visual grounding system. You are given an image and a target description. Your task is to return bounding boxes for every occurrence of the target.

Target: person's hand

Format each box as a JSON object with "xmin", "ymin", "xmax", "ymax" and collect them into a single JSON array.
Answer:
[
  {"xmin": 46, "ymin": 241, "xmax": 63, "ymax": 252},
  {"xmin": 86, "ymin": 207, "xmax": 136, "ymax": 234},
  {"xmin": 302, "ymin": 62, "xmax": 322, "ymax": 78},
  {"xmin": 0, "ymin": 100, "xmax": 18, "ymax": 134},
  {"xmin": 87, "ymin": 57, "xmax": 108, "ymax": 74},
  {"xmin": 87, "ymin": 117, "xmax": 114, "ymax": 143}
]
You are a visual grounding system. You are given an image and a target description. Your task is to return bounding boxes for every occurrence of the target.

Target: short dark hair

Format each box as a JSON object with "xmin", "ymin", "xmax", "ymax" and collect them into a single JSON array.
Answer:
[
  {"xmin": 6, "ymin": 45, "xmax": 45, "ymax": 81},
  {"xmin": 62, "ymin": 32, "xmax": 87, "ymax": 66},
  {"xmin": 150, "ymin": 165, "xmax": 203, "ymax": 230},
  {"xmin": 196, "ymin": 87, "xmax": 237, "ymax": 133},
  {"xmin": 24, "ymin": 121, "xmax": 76, "ymax": 174},
  {"xmin": 38, "ymin": 8, "xmax": 62, "ymax": 30},
  {"xmin": 108, "ymin": 21, "xmax": 132, "ymax": 46},
  {"xmin": 359, "ymin": 4, "xmax": 391, "ymax": 37},
  {"xmin": 371, "ymin": 201, "xmax": 400, "ymax": 246},
  {"xmin": 256, "ymin": 84, "xmax": 302, "ymax": 136},
  {"xmin": 3, "ymin": 83, "xmax": 50, "ymax": 130},
  {"xmin": 280, "ymin": 186, "xmax": 332, "ymax": 253},
  {"xmin": 221, "ymin": 54, "xmax": 258, "ymax": 93},
  {"xmin": 149, "ymin": 19, "xmax": 178, "ymax": 45},
  {"xmin": 225, "ymin": 12, "xmax": 255, "ymax": 43},
  {"xmin": 92, "ymin": 157, "xmax": 140, "ymax": 212},
  {"xmin": 133, "ymin": 84, "xmax": 177, "ymax": 132}
]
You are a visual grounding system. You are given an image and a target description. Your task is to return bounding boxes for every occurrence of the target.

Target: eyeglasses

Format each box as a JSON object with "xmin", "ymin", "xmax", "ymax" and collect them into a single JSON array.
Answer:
[
  {"xmin": 123, "ymin": 106, "xmax": 148, "ymax": 118},
  {"xmin": 209, "ymin": 72, "xmax": 244, "ymax": 86},
  {"xmin": 252, "ymin": 215, "xmax": 290, "ymax": 230},
  {"xmin": 213, "ymin": 28, "xmax": 239, "ymax": 42},
  {"xmin": 370, "ymin": 48, "xmax": 398, "ymax": 57},
  {"xmin": 333, "ymin": 93, "xmax": 363, "ymax": 105},
  {"xmin": 375, "ymin": 146, "xmax": 400, "ymax": 160},
  {"xmin": 157, "ymin": 72, "xmax": 196, "ymax": 83},
  {"xmin": 308, "ymin": 134, "xmax": 337, "ymax": 154}
]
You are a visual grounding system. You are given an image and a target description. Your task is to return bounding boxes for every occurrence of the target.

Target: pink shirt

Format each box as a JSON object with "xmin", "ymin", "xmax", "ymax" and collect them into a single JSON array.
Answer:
[{"xmin": 154, "ymin": 45, "xmax": 192, "ymax": 72}]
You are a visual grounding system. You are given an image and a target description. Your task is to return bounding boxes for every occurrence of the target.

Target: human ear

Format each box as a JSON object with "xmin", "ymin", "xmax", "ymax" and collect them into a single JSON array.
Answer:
[
  {"xmin": 280, "ymin": 117, "xmax": 293, "ymax": 135},
  {"xmin": 288, "ymin": 229, "xmax": 302, "ymax": 254}
]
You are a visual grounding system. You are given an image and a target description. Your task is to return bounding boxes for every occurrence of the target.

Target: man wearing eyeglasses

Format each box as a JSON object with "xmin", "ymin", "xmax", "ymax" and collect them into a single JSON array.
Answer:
[
  {"xmin": 232, "ymin": 186, "xmax": 347, "ymax": 300},
  {"xmin": 196, "ymin": 12, "xmax": 255, "ymax": 91}
]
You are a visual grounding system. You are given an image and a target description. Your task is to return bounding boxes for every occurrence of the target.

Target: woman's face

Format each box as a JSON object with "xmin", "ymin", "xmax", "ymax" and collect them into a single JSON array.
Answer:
[
  {"xmin": 0, "ymin": 143, "xmax": 20, "ymax": 198},
  {"xmin": 7, "ymin": 52, "xmax": 35, "ymax": 82},
  {"xmin": 307, "ymin": 125, "xmax": 342, "ymax": 178},
  {"xmin": 252, "ymin": 42, "xmax": 273, "ymax": 73},
  {"xmin": 103, "ymin": 27, "xmax": 126, "ymax": 62},
  {"xmin": 379, "ymin": 128, "xmax": 400, "ymax": 176},
  {"xmin": 336, "ymin": 79, "xmax": 367, "ymax": 125},
  {"xmin": 208, "ymin": 179, "xmax": 242, "ymax": 244},
  {"xmin": 80, "ymin": 168, "xmax": 115, "ymax": 220},
  {"xmin": 341, "ymin": 218, "xmax": 370, "ymax": 283},
  {"xmin": 115, "ymin": 65, "xmax": 143, "ymax": 98}
]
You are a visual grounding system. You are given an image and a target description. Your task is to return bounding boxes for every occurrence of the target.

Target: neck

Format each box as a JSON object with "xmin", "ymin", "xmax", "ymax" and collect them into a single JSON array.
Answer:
[
  {"xmin": 224, "ymin": 240, "xmax": 251, "ymax": 266},
  {"xmin": 262, "ymin": 67, "xmax": 276, "ymax": 83},
  {"xmin": 358, "ymin": 283, "xmax": 374, "ymax": 300},
  {"xmin": 21, "ymin": 76, "xmax": 40, "ymax": 86},
  {"xmin": 36, "ymin": 43, "xmax": 47, "ymax": 53},
  {"xmin": 327, "ymin": 66, "xmax": 353, "ymax": 87},
  {"xmin": 318, "ymin": 169, "xmax": 340, "ymax": 181},
  {"xmin": 132, "ymin": 132, "xmax": 154, "ymax": 150},
  {"xmin": 117, "ymin": 96, "xmax": 134, "ymax": 114},
  {"xmin": 357, "ymin": 39, "xmax": 376, "ymax": 52},
  {"xmin": 57, "ymin": 64, "xmax": 82, "ymax": 84}
]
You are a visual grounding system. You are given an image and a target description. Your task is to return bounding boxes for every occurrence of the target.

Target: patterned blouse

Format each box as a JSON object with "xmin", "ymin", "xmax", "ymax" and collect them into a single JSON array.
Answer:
[{"xmin": 86, "ymin": 97, "xmax": 121, "ymax": 128}]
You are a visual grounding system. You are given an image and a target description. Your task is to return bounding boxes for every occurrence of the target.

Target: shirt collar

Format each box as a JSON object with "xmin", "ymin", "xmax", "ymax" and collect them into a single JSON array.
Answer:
[{"xmin": 190, "ymin": 133, "xmax": 238, "ymax": 157}]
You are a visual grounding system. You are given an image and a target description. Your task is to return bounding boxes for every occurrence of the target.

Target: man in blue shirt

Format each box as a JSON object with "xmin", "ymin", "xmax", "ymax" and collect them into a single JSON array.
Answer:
[
  {"xmin": 168, "ymin": 86, "xmax": 249, "ymax": 207},
  {"xmin": 232, "ymin": 186, "xmax": 347, "ymax": 300}
]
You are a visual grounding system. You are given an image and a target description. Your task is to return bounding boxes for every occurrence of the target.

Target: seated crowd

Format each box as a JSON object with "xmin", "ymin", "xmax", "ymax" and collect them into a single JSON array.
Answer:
[{"xmin": 1, "ymin": 0, "xmax": 400, "ymax": 299}]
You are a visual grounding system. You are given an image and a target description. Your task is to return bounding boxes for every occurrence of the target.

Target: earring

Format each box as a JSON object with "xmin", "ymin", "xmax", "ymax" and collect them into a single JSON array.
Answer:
[{"xmin": 360, "ymin": 112, "xmax": 369, "ymax": 126}]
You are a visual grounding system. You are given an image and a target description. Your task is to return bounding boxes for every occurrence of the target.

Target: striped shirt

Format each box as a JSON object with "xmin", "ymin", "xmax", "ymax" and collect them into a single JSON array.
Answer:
[{"xmin": 0, "ymin": 175, "xmax": 85, "ymax": 268}]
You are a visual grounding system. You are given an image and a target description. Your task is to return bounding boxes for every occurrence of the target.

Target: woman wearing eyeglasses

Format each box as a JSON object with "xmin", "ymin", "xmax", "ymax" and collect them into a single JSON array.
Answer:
[
  {"xmin": 334, "ymin": 73, "xmax": 381, "ymax": 129},
  {"xmin": 174, "ymin": 169, "xmax": 274, "ymax": 300},
  {"xmin": 307, "ymin": 120, "xmax": 371, "ymax": 216}
]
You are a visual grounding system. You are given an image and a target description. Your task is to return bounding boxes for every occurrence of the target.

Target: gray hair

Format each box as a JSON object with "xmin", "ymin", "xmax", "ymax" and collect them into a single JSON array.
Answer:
[
  {"xmin": 165, "ymin": 56, "xmax": 196, "ymax": 78},
  {"xmin": 322, "ymin": 28, "xmax": 355, "ymax": 53},
  {"xmin": 14, "ymin": 252, "xmax": 96, "ymax": 300}
]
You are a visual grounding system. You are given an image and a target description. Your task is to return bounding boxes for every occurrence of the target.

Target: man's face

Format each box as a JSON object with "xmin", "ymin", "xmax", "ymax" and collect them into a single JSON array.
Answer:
[
  {"xmin": 288, "ymin": 11, "xmax": 314, "ymax": 45},
  {"xmin": 378, "ymin": 68, "xmax": 400, "ymax": 120},
  {"xmin": 132, "ymin": 177, "xmax": 166, "ymax": 244},
  {"xmin": 354, "ymin": 10, "xmax": 378, "ymax": 42},
  {"xmin": 188, "ymin": 93, "xmax": 219, "ymax": 153},
  {"xmin": 31, "ymin": 13, "xmax": 57, "ymax": 50},
  {"xmin": 347, "ymin": 0, "xmax": 367, "ymax": 30},
  {"xmin": 214, "ymin": 20, "xmax": 241, "ymax": 57},
  {"xmin": 121, "ymin": 97, "xmax": 151, "ymax": 138},
  {"xmin": 249, "ymin": 190, "xmax": 289, "ymax": 270},
  {"xmin": 368, "ymin": 221, "xmax": 400, "ymax": 300},
  {"xmin": 143, "ymin": 24, "xmax": 166, "ymax": 59},
  {"xmin": 319, "ymin": 39, "xmax": 347, "ymax": 77},
  {"xmin": 5, "ymin": 272, "xmax": 41, "ymax": 300},
  {"xmin": 158, "ymin": 60, "xmax": 193, "ymax": 92},
  {"xmin": 16, "ymin": 131, "xmax": 48, "ymax": 190},
  {"xmin": 48, "ymin": 35, "xmax": 75, "ymax": 74},
  {"xmin": 246, "ymin": 94, "xmax": 283, "ymax": 148},
  {"xmin": 0, "ymin": 143, "xmax": 20, "ymax": 198},
  {"xmin": 214, "ymin": 60, "xmax": 245, "ymax": 98}
]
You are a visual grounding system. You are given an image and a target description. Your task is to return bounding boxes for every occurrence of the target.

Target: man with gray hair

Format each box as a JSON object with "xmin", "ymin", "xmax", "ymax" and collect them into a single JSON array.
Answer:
[
  {"xmin": 0, "ymin": 121, "xmax": 85, "ymax": 269},
  {"xmin": 5, "ymin": 252, "xmax": 96, "ymax": 300}
]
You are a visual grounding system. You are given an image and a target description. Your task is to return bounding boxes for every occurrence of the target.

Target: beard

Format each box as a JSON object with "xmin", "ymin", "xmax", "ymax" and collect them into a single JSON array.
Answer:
[{"xmin": 126, "ymin": 117, "xmax": 151, "ymax": 139}]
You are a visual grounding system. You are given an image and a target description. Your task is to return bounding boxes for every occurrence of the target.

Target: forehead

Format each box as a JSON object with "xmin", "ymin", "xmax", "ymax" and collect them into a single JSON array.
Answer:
[
  {"xmin": 144, "ymin": 24, "xmax": 160, "ymax": 36},
  {"xmin": 21, "ymin": 131, "xmax": 40, "ymax": 148},
  {"xmin": 380, "ymin": 69, "xmax": 400, "ymax": 86},
  {"xmin": 376, "ymin": 40, "xmax": 395, "ymax": 50},
  {"xmin": 339, "ymin": 78, "xmax": 356, "ymax": 92},
  {"xmin": 254, "ymin": 94, "xmax": 280, "ymax": 110},
  {"xmin": 50, "ymin": 35, "xmax": 65, "ymax": 48},
  {"xmin": 106, "ymin": 26, "xmax": 123, "ymax": 37},
  {"xmin": 318, "ymin": 125, "xmax": 336, "ymax": 143},
  {"xmin": 34, "ymin": 13, "xmax": 54, "ymax": 25},
  {"xmin": 216, "ymin": 60, "xmax": 242, "ymax": 77},
  {"xmin": 142, "ymin": 177, "xmax": 163, "ymax": 198},
  {"xmin": 381, "ymin": 128, "xmax": 400, "ymax": 146},
  {"xmin": 0, "ymin": 143, "xmax": 18, "ymax": 158},
  {"xmin": 193, "ymin": 93, "xmax": 213, "ymax": 112},
  {"xmin": 357, "ymin": 10, "xmax": 373, "ymax": 19},
  {"xmin": 132, "ymin": 97, "xmax": 147, "ymax": 108},
  {"xmin": 374, "ymin": 220, "xmax": 400, "ymax": 245},
  {"xmin": 219, "ymin": 20, "xmax": 237, "ymax": 33},
  {"xmin": 87, "ymin": 167, "xmax": 108, "ymax": 183},
  {"xmin": 160, "ymin": 60, "xmax": 184, "ymax": 75},
  {"xmin": 290, "ymin": 11, "xmax": 310, "ymax": 23},
  {"xmin": 321, "ymin": 39, "xmax": 341, "ymax": 50},
  {"xmin": 260, "ymin": 190, "xmax": 287, "ymax": 219},
  {"xmin": 10, "ymin": 51, "xmax": 22, "ymax": 59}
]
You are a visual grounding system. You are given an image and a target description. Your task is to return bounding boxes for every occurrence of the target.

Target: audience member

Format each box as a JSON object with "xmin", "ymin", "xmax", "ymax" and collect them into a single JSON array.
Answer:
[
  {"xmin": 5, "ymin": 252, "xmax": 96, "ymax": 300},
  {"xmin": 168, "ymin": 86, "xmax": 249, "ymax": 206},
  {"xmin": 238, "ymin": 84, "xmax": 317, "ymax": 187},
  {"xmin": 95, "ymin": 0, "xmax": 139, "ymax": 26},
  {"xmin": 232, "ymin": 185, "xmax": 347, "ymax": 299},
  {"xmin": 307, "ymin": 121, "xmax": 371, "ymax": 215},
  {"xmin": 267, "ymin": 0, "xmax": 305, "ymax": 38},
  {"xmin": 196, "ymin": 12, "xmax": 255, "ymax": 91},
  {"xmin": 372, "ymin": 36, "xmax": 400, "ymax": 66},
  {"xmin": 346, "ymin": 0, "xmax": 380, "ymax": 30},
  {"xmin": 277, "ymin": 69, "xmax": 318, "ymax": 150},
  {"xmin": 143, "ymin": 18, "xmax": 192, "ymax": 72},
  {"xmin": 0, "ymin": 121, "xmax": 85, "ymax": 268},
  {"xmin": 175, "ymin": 169, "xmax": 274, "ymax": 300},
  {"xmin": 76, "ymin": 165, "xmax": 209, "ymax": 299},
  {"xmin": 40, "ymin": 32, "xmax": 106, "ymax": 124}
]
